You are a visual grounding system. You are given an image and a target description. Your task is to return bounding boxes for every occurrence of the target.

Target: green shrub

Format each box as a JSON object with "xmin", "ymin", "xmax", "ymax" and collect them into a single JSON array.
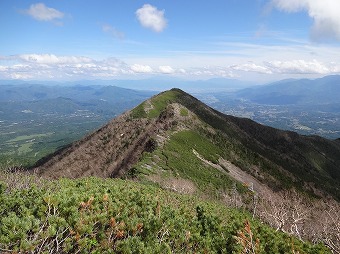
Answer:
[
  {"xmin": 0, "ymin": 177, "xmax": 330, "ymax": 253},
  {"xmin": 180, "ymin": 108, "xmax": 189, "ymax": 116}
]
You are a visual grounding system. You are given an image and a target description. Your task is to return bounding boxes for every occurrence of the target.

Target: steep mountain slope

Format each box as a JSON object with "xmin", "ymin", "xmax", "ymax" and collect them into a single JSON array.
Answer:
[{"xmin": 33, "ymin": 89, "xmax": 340, "ymax": 200}]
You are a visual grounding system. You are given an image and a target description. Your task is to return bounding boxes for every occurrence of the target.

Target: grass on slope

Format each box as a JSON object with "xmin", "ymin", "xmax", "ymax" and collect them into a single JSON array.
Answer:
[
  {"xmin": 131, "ymin": 90, "xmax": 182, "ymax": 119},
  {"xmin": 162, "ymin": 130, "xmax": 234, "ymax": 192},
  {"xmin": 0, "ymin": 174, "xmax": 330, "ymax": 253},
  {"xmin": 134, "ymin": 130, "xmax": 257, "ymax": 199}
]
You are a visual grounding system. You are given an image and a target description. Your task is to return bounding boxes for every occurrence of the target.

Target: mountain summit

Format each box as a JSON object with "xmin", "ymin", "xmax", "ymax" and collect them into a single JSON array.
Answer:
[{"xmin": 33, "ymin": 88, "xmax": 340, "ymax": 200}]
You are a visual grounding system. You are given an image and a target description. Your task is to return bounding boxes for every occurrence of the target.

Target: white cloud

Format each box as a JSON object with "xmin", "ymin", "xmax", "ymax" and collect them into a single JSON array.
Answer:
[
  {"xmin": 0, "ymin": 54, "xmax": 131, "ymax": 79},
  {"xmin": 265, "ymin": 59, "xmax": 330, "ymax": 74},
  {"xmin": 19, "ymin": 54, "xmax": 92, "ymax": 65},
  {"xmin": 1, "ymin": 53, "xmax": 340, "ymax": 81},
  {"xmin": 231, "ymin": 63, "xmax": 272, "ymax": 74},
  {"xmin": 178, "ymin": 68, "xmax": 187, "ymax": 74},
  {"xmin": 159, "ymin": 65, "xmax": 174, "ymax": 74},
  {"xmin": 136, "ymin": 4, "xmax": 167, "ymax": 32},
  {"xmin": 102, "ymin": 24, "xmax": 125, "ymax": 39},
  {"xmin": 0, "ymin": 66, "xmax": 8, "ymax": 71},
  {"xmin": 271, "ymin": 0, "xmax": 307, "ymax": 12},
  {"xmin": 230, "ymin": 59, "xmax": 334, "ymax": 75},
  {"xmin": 272, "ymin": 0, "xmax": 340, "ymax": 41},
  {"xmin": 24, "ymin": 3, "xmax": 64, "ymax": 22},
  {"xmin": 179, "ymin": 67, "xmax": 236, "ymax": 78},
  {"xmin": 130, "ymin": 64, "xmax": 153, "ymax": 73},
  {"xmin": 10, "ymin": 73, "xmax": 35, "ymax": 80}
]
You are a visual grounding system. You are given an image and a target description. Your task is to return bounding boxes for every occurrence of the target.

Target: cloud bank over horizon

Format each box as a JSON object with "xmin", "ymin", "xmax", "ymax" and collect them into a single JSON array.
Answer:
[{"xmin": 1, "ymin": 53, "xmax": 340, "ymax": 81}]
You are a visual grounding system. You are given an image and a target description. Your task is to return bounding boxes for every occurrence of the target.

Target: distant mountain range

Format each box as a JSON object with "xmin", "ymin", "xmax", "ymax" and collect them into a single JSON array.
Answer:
[
  {"xmin": 0, "ymin": 83, "xmax": 155, "ymax": 103},
  {"xmin": 0, "ymin": 83, "xmax": 156, "ymax": 122},
  {"xmin": 0, "ymin": 77, "xmax": 254, "ymax": 93},
  {"xmin": 2, "ymin": 75, "xmax": 340, "ymax": 104},
  {"xmin": 235, "ymin": 75, "xmax": 340, "ymax": 105},
  {"xmin": 194, "ymin": 75, "xmax": 340, "ymax": 139}
]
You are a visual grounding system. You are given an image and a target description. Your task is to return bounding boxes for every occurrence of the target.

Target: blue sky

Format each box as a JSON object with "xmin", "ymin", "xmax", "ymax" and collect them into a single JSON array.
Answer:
[{"xmin": 1, "ymin": 0, "xmax": 340, "ymax": 82}]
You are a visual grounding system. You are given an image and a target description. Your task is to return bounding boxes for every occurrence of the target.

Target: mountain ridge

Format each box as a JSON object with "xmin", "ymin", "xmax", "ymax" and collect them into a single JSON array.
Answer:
[
  {"xmin": 0, "ymin": 83, "xmax": 155, "ymax": 102},
  {"xmin": 33, "ymin": 88, "xmax": 340, "ymax": 201}
]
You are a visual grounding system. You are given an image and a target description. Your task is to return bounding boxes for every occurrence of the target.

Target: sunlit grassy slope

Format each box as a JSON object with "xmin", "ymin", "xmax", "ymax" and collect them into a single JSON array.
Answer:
[{"xmin": 131, "ymin": 89, "xmax": 340, "ymax": 200}]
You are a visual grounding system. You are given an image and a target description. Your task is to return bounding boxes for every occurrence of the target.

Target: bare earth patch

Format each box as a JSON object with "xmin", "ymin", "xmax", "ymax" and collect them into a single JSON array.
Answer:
[
  {"xmin": 192, "ymin": 148, "xmax": 272, "ymax": 196},
  {"xmin": 218, "ymin": 158, "xmax": 273, "ymax": 196},
  {"xmin": 146, "ymin": 174, "xmax": 197, "ymax": 194}
]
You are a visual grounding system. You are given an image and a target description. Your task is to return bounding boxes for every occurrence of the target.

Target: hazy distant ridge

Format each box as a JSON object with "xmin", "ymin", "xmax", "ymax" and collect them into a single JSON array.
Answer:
[{"xmin": 235, "ymin": 75, "xmax": 340, "ymax": 105}]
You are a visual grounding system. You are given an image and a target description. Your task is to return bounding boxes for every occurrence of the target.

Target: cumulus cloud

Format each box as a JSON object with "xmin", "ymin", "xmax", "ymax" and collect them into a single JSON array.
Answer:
[
  {"xmin": 130, "ymin": 64, "xmax": 153, "ymax": 73},
  {"xmin": 102, "ymin": 24, "xmax": 125, "ymax": 39},
  {"xmin": 178, "ymin": 68, "xmax": 187, "ymax": 74},
  {"xmin": 24, "ymin": 3, "xmax": 64, "ymax": 23},
  {"xmin": 0, "ymin": 54, "xmax": 131, "ymax": 79},
  {"xmin": 272, "ymin": 0, "xmax": 340, "ymax": 41},
  {"xmin": 19, "ymin": 54, "xmax": 92, "ymax": 65},
  {"xmin": 136, "ymin": 4, "xmax": 167, "ymax": 32},
  {"xmin": 1, "ymin": 53, "xmax": 340, "ymax": 80},
  {"xmin": 231, "ymin": 63, "xmax": 272, "ymax": 74},
  {"xmin": 265, "ymin": 59, "xmax": 330, "ymax": 74},
  {"xmin": 181, "ymin": 67, "xmax": 236, "ymax": 78},
  {"xmin": 158, "ymin": 65, "xmax": 174, "ymax": 74},
  {"xmin": 231, "ymin": 59, "xmax": 334, "ymax": 75}
]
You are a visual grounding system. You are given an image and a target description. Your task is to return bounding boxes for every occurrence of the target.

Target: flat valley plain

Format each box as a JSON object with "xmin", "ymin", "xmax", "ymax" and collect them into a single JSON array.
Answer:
[{"xmin": 0, "ymin": 105, "xmax": 111, "ymax": 165}]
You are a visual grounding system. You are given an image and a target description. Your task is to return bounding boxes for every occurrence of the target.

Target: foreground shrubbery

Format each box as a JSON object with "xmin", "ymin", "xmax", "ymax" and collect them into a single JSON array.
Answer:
[{"xmin": 0, "ymin": 175, "xmax": 330, "ymax": 253}]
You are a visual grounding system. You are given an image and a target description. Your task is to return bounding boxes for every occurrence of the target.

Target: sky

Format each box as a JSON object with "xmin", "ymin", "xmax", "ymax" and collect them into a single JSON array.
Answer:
[{"xmin": 1, "ymin": 0, "xmax": 340, "ymax": 83}]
